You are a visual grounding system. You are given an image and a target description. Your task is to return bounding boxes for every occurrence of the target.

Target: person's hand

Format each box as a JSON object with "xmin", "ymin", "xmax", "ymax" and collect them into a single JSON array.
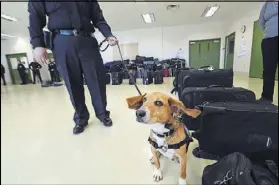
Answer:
[
  {"xmin": 33, "ymin": 47, "xmax": 48, "ymax": 64},
  {"xmin": 107, "ymin": 36, "xmax": 118, "ymax": 46}
]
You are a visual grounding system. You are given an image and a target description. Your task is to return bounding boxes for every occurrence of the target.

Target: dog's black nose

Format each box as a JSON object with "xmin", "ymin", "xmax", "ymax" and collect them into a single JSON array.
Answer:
[{"xmin": 136, "ymin": 110, "xmax": 146, "ymax": 118}]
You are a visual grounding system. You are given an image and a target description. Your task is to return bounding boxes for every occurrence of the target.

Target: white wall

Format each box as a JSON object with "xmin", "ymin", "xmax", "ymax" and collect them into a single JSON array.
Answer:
[
  {"xmin": 96, "ymin": 22, "xmax": 227, "ymax": 69},
  {"xmin": 224, "ymin": 9, "xmax": 262, "ymax": 74}
]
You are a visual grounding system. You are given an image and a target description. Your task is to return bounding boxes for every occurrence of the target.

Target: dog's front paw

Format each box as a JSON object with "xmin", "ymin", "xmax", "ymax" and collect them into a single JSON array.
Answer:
[
  {"xmin": 178, "ymin": 178, "xmax": 187, "ymax": 185},
  {"xmin": 153, "ymin": 169, "xmax": 163, "ymax": 182}
]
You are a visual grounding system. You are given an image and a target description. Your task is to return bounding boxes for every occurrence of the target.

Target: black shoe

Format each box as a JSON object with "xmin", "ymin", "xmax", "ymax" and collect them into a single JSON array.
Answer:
[
  {"xmin": 101, "ymin": 117, "xmax": 113, "ymax": 127},
  {"xmin": 73, "ymin": 123, "xmax": 88, "ymax": 135}
]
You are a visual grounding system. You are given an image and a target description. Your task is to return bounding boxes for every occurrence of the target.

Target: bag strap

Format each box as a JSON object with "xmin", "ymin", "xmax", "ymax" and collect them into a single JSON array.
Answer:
[{"xmin": 265, "ymin": 160, "xmax": 278, "ymax": 178}]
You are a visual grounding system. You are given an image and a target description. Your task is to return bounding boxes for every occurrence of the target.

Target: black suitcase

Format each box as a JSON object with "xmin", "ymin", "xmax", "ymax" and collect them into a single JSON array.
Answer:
[
  {"xmin": 105, "ymin": 73, "xmax": 110, "ymax": 85},
  {"xmin": 194, "ymin": 101, "xmax": 278, "ymax": 164},
  {"xmin": 172, "ymin": 67, "xmax": 234, "ymax": 99},
  {"xmin": 154, "ymin": 70, "xmax": 164, "ymax": 84},
  {"xmin": 111, "ymin": 72, "xmax": 122, "ymax": 85},
  {"xmin": 180, "ymin": 68, "xmax": 233, "ymax": 99},
  {"xmin": 129, "ymin": 70, "xmax": 137, "ymax": 85},
  {"xmin": 142, "ymin": 70, "xmax": 153, "ymax": 85},
  {"xmin": 181, "ymin": 86, "xmax": 256, "ymax": 108},
  {"xmin": 171, "ymin": 67, "xmax": 192, "ymax": 97},
  {"xmin": 183, "ymin": 68, "xmax": 233, "ymax": 88},
  {"xmin": 181, "ymin": 86, "xmax": 256, "ymax": 131}
]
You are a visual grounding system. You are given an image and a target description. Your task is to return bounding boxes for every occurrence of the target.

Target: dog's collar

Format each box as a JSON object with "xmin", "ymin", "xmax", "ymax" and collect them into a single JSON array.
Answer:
[{"xmin": 152, "ymin": 123, "xmax": 174, "ymax": 138}]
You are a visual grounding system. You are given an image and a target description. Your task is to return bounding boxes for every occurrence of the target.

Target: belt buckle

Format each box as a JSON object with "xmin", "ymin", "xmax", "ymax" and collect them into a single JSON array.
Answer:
[{"xmin": 73, "ymin": 29, "xmax": 80, "ymax": 36}]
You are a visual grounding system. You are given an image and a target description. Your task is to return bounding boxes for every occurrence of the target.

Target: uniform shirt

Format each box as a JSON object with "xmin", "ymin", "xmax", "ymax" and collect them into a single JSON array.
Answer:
[
  {"xmin": 1, "ymin": 64, "xmax": 5, "ymax": 75},
  {"xmin": 48, "ymin": 62, "xmax": 57, "ymax": 72},
  {"xmin": 29, "ymin": 62, "xmax": 42, "ymax": 71},
  {"xmin": 259, "ymin": 2, "xmax": 278, "ymax": 39},
  {"xmin": 17, "ymin": 64, "xmax": 26, "ymax": 72},
  {"xmin": 28, "ymin": 1, "xmax": 113, "ymax": 48}
]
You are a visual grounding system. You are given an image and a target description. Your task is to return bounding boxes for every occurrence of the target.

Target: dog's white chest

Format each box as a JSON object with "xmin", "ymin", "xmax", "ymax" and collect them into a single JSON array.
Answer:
[{"xmin": 152, "ymin": 133, "xmax": 176, "ymax": 160}]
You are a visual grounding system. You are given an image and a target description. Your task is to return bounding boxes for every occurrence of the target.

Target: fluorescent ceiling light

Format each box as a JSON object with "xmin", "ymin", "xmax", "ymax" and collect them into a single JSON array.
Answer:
[
  {"xmin": 1, "ymin": 13, "xmax": 18, "ymax": 22},
  {"xmin": 1, "ymin": 33, "xmax": 19, "ymax": 38},
  {"xmin": 141, "ymin": 13, "xmax": 155, "ymax": 24},
  {"xmin": 202, "ymin": 5, "xmax": 220, "ymax": 17}
]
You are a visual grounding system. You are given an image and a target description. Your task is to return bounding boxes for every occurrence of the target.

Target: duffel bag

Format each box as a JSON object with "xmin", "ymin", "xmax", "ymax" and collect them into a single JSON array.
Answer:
[{"xmin": 202, "ymin": 152, "xmax": 278, "ymax": 185}]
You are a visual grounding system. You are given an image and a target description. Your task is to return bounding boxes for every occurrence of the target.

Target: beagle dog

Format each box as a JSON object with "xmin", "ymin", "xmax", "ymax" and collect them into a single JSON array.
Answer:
[{"xmin": 126, "ymin": 92, "xmax": 201, "ymax": 185}]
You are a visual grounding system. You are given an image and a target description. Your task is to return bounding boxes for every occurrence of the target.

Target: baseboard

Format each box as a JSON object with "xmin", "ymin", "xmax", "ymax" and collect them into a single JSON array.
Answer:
[{"xmin": 234, "ymin": 71, "xmax": 250, "ymax": 77}]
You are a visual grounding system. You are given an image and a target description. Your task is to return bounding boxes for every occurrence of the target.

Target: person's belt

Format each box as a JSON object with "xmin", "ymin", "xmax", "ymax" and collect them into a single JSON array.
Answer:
[{"xmin": 55, "ymin": 29, "xmax": 94, "ymax": 37}]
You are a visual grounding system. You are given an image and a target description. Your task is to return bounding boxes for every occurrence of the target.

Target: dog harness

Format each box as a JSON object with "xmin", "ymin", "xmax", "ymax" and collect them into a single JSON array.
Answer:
[{"xmin": 148, "ymin": 123, "xmax": 193, "ymax": 152}]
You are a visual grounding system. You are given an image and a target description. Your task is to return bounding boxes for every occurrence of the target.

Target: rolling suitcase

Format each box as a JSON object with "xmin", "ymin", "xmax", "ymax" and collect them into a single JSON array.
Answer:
[
  {"xmin": 154, "ymin": 70, "xmax": 164, "ymax": 84},
  {"xmin": 181, "ymin": 86, "xmax": 256, "ymax": 108},
  {"xmin": 193, "ymin": 101, "xmax": 278, "ymax": 164},
  {"xmin": 168, "ymin": 68, "xmax": 173, "ymax": 77},
  {"xmin": 111, "ymin": 72, "xmax": 121, "ymax": 85},
  {"xmin": 164, "ymin": 68, "xmax": 169, "ymax": 77},
  {"xmin": 181, "ymin": 86, "xmax": 256, "ymax": 130},
  {"xmin": 171, "ymin": 67, "xmax": 192, "ymax": 96},
  {"xmin": 105, "ymin": 73, "xmax": 110, "ymax": 85},
  {"xmin": 129, "ymin": 70, "xmax": 137, "ymax": 85},
  {"xmin": 172, "ymin": 67, "xmax": 233, "ymax": 99},
  {"xmin": 182, "ymin": 68, "xmax": 233, "ymax": 91},
  {"xmin": 142, "ymin": 70, "xmax": 153, "ymax": 85}
]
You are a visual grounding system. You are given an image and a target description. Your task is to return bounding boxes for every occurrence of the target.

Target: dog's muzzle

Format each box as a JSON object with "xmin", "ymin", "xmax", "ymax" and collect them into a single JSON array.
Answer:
[{"xmin": 136, "ymin": 110, "xmax": 147, "ymax": 123}]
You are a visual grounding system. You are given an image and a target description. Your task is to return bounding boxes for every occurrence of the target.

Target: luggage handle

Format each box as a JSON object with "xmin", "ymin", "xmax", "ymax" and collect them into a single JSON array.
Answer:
[
  {"xmin": 198, "ymin": 65, "xmax": 214, "ymax": 72},
  {"xmin": 206, "ymin": 85, "xmax": 225, "ymax": 88}
]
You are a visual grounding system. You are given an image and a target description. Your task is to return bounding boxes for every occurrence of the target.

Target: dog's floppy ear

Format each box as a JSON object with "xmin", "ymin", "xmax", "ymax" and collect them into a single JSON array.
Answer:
[
  {"xmin": 126, "ymin": 94, "xmax": 146, "ymax": 110},
  {"xmin": 168, "ymin": 97, "xmax": 201, "ymax": 118}
]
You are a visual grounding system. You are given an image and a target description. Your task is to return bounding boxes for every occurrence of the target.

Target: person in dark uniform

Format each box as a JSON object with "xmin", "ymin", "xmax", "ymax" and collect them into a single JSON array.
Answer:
[
  {"xmin": 29, "ymin": 60, "xmax": 42, "ymax": 84},
  {"xmin": 28, "ymin": 2, "xmax": 118, "ymax": 134},
  {"xmin": 48, "ymin": 60, "xmax": 61, "ymax": 83},
  {"xmin": 17, "ymin": 60, "xmax": 27, "ymax": 85},
  {"xmin": 1, "ymin": 64, "xmax": 6, "ymax": 86},
  {"xmin": 259, "ymin": 2, "xmax": 278, "ymax": 103}
]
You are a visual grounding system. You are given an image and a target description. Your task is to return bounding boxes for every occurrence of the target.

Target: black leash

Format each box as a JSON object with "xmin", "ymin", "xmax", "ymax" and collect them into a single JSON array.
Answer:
[{"xmin": 99, "ymin": 39, "xmax": 142, "ymax": 96}]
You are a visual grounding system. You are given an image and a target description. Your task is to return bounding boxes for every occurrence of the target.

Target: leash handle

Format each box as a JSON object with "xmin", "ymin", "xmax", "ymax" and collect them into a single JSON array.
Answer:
[
  {"xmin": 99, "ymin": 39, "xmax": 142, "ymax": 96},
  {"xmin": 99, "ymin": 39, "xmax": 110, "ymax": 52}
]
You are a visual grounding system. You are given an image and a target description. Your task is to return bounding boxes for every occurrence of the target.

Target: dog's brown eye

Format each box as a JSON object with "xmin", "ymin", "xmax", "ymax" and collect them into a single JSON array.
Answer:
[
  {"xmin": 154, "ymin": 101, "xmax": 163, "ymax": 107},
  {"xmin": 143, "ymin": 97, "xmax": 147, "ymax": 102}
]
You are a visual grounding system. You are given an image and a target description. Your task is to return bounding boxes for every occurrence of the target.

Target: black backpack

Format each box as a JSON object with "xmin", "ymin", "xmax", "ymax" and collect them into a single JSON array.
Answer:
[{"xmin": 202, "ymin": 152, "xmax": 278, "ymax": 185}]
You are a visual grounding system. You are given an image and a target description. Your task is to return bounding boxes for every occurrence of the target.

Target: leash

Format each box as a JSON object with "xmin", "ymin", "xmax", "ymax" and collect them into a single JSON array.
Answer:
[{"xmin": 99, "ymin": 38, "xmax": 142, "ymax": 96}]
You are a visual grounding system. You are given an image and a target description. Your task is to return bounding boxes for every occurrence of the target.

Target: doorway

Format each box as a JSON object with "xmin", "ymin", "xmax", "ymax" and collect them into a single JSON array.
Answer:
[
  {"xmin": 250, "ymin": 20, "xmax": 278, "ymax": 80},
  {"xmin": 189, "ymin": 38, "xmax": 221, "ymax": 69},
  {"xmin": 224, "ymin": 32, "xmax": 235, "ymax": 69},
  {"xmin": 5, "ymin": 53, "xmax": 32, "ymax": 85}
]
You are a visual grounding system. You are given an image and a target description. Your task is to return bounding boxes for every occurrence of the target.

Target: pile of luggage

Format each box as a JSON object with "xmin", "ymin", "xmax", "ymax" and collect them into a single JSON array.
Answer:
[{"xmin": 172, "ymin": 65, "xmax": 278, "ymax": 185}]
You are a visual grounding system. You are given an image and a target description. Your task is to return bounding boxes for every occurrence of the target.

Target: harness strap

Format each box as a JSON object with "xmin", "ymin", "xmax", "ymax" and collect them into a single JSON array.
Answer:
[{"xmin": 148, "ymin": 136, "xmax": 193, "ymax": 151}]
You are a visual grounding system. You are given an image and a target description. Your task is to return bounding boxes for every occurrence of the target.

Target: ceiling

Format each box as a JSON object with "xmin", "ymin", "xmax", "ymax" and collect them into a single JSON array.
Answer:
[{"xmin": 1, "ymin": 1, "xmax": 263, "ymax": 38}]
